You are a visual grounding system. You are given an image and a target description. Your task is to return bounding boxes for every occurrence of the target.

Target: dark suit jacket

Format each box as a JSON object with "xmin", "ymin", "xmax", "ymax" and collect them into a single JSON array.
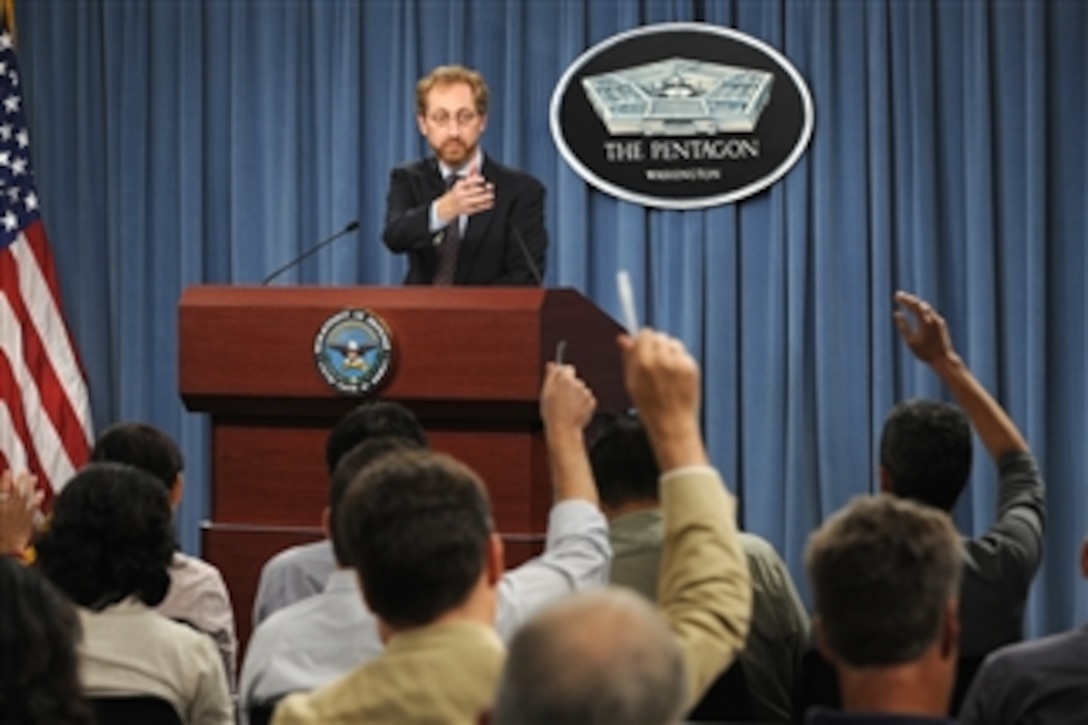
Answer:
[
  {"xmin": 381, "ymin": 155, "xmax": 548, "ymax": 285},
  {"xmin": 958, "ymin": 623, "xmax": 1088, "ymax": 725}
]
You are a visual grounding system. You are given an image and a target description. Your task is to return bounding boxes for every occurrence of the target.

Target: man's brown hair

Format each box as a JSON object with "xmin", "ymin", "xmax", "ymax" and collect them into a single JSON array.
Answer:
[
  {"xmin": 806, "ymin": 495, "xmax": 962, "ymax": 667},
  {"xmin": 416, "ymin": 64, "xmax": 489, "ymax": 117}
]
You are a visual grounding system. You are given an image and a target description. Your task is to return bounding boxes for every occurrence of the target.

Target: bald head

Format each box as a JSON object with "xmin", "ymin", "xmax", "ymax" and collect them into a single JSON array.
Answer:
[{"xmin": 494, "ymin": 587, "xmax": 686, "ymax": 725}]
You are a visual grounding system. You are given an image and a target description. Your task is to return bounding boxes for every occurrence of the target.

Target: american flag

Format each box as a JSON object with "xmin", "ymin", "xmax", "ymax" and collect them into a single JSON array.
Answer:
[{"xmin": 0, "ymin": 28, "xmax": 92, "ymax": 503}]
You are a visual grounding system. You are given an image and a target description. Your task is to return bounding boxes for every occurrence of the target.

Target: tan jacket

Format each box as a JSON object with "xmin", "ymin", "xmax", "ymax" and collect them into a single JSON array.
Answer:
[
  {"xmin": 658, "ymin": 466, "xmax": 753, "ymax": 708},
  {"xmin": 272, "ymin": 620, "xmax": 504, "ymax": 724}
]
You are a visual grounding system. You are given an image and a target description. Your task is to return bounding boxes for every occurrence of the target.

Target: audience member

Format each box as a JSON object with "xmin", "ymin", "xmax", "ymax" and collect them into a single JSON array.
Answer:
[
  {"xmin": 263, "ymin": 367, "xmax": 607, "ymax": 722},
  {"xmin": 884, "ymin": 291, "xmax": 1044, "ymax": 660},
  {"xmin": 0, "ymin": 468, "xmax": 41, "ymax": 561},
  {"xmin": 958, "ymin": 536, "xmax": 1088, "ymax": 724},
  {"xmin": 272, "ymin": 447, "xmax": 507, "ymax": 722},
  {"xmin": 805, "ymin": 495, "xmax": 963, "ymax": 723},
  {"xmin": 238, "ymin": 437, "xmax": 421, "ymax": 719},
  {"xmin": 35, "ymin": 463, "xmax": 232, "ymax": 724},
  {"xmin": 251, "ymin": 401, "xmax": 429, "ymax": 625},
  {"xmin": 799, "ymin": 291, "xmax": 1047, "ymax": 716},
  {"xmin": 495, "ymin": 587, "xmax": 685, "ymax": 724},
  {"xmin": 493, "ymin": 331, "xmax": 753, "ymax": 723},
  {"xmin": 592, "ymin": 413, "xmax": 809, "ymax": 720},
  {"xmin": 0, "ymin": 557, "xmax": 94, "ymax": 725},
  {"xmin": 90, "ymin": 422, "xmax": 238, "ymax": 688},
  {"xmin": 251, "ymin": 396, "xmax": 610, "ymax": 643}
]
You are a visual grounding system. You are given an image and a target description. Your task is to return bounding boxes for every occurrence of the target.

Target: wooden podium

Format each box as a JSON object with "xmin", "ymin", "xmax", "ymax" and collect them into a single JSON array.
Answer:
[{"xmin": 178, "ymin": 286, "xmax": 627, "ymax": 646}]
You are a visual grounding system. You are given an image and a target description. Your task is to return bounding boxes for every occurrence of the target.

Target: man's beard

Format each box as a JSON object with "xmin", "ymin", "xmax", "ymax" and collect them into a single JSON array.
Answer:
[{"xmin": 437, "ymin": 139, "xmax": 475, "ymax": 166}]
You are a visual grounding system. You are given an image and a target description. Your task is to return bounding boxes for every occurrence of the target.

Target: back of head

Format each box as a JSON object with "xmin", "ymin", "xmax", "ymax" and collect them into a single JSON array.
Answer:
[
  {"xmin": 36, "ymin": 463, "xmax": 175, "ymax": 610},
  {"xmin": 328, "ymin": 436, "xmax": 425, "ymax": 566},
  {"xmin": 337, "ymin": 448, "xmax": 492, "ymax": 628},
  {"xmin": 494, "ymin": 588, "xmax": 686, "ymax": 725},
  {"xmin": 589, "ymin": 414, "xmax": 660, "ymax": 510},
  {"xmin": 90, "ymin": 422, "xmax": 184, "ymax": 490},
  {"xmin": 325, "ymin": 401, "xmax": 427, "ymax": 474},
  {"xmin": 0, "ymin": 559, "xmax": 93, "ymax": 725},
  {"xmin": 880, "ymin": 398, "xmax": 972, "ymax": 511},
  {"xmin": 805, "ymin": 495, "xmax": 963, "ymax": 668}
]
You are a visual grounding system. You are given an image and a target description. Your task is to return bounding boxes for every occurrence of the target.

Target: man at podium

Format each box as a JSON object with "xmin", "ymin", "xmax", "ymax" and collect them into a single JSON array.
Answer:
[{"xmin": 382, "ymin": 65, "xmax": 549, "ymax": 286}]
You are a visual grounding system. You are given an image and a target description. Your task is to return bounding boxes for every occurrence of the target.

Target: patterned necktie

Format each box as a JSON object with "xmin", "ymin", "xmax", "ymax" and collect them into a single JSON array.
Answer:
[{"xmin": 433, "ymin": 174, "xmax": 462, "ymax": 285}]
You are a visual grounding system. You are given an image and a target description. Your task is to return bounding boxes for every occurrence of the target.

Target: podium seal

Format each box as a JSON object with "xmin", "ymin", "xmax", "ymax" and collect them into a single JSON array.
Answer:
[{"xmin": 313, "ymin": 309, "xmax": 394, "ymax": 395}]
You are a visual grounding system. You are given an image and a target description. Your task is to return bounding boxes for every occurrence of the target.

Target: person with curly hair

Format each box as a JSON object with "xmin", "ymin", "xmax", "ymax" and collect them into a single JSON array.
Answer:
[
  {"xmin": 35, "ymin": 463, "xmax": 232, "ymax": 724},
  {"xmin": 90, "ymin": 422, "xmax": 238, "ymax": 689},
  {"xmin": 0, "ymin": 558, "xmax": 93, "ymax": 725}
]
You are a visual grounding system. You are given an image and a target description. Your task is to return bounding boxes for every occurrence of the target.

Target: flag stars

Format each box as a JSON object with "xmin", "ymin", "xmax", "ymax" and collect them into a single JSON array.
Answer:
[
  {"xmin": 2, "ymin": 210, "xmax": 17, "ymax": 232},
  {"xmin": 6, "ymin": 187, "xmax": 19, "ymax": 202},
  {"xmin": 15, "ymin": 129, "xmax": 27, "ymax": 148},
  {"xmin": 0, "ymin": 34, "xmax": 11, "ymax": 51},
  {"xmin": 23, "ymin": 191, "xmax": 37, "ymax": 212},
  {"xmin": 11, "ymin": 157, "xmax": 26, "ymax": 176},
  {"xmin": 0, "ymin": 125, "xmax": 10, "ymax": 141},
  {"xmin": 3, "ymin": 95, "xmax": 19, "ymax": 114},
  {"xmin": 0, "ymin": 151, "xmax": 9, "ymax": 167}
]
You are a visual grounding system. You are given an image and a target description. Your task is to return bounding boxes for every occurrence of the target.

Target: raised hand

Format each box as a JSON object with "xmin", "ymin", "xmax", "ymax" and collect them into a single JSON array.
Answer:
[
  {"xmin": 0, "ymin": 469, "xmax": 43, "ymax": 557},
  {"xmin": 617, "ymin": 330, "xmax": 707, "ymax": 470},
  {"xmin": 540, "ymin": 362, "xmax": 597, "ymax": 434},
  {"xmin": 618, "ymin": 330, "xmax": 700, "ymax": 426},
  {"xmin": 893, "ymin": 290, "xmax": 957, "ymax": 365},
  {"xmin": 540, "ymin": 362, "xmax": 599, "ymax": 504}
]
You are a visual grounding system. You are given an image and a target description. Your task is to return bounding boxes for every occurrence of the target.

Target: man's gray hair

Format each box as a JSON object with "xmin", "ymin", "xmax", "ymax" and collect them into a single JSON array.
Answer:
[
  {"xmin": 493, "ymin": 587, "xmax": 686, "ymax": 724},
  {"xmin": 806, "ymin": 495, "xmax": 963, "ymax": 667}
]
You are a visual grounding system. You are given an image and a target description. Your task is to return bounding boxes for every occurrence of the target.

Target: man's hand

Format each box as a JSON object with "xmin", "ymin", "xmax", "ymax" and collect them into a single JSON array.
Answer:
[
  {"xmin": 540, "ymin": 363, "xmax": 599, "ymax": 504},
  {"xmin": 437, "ymin": 166, "xmax": 495, "ymax": 222},
  {"xmin": 893, "ymin": 290, "xmax": 1028, "ymax": 458},
  {"xmin": 0, "ymin": 469, "xmax": 43, "ymax": 557},
  {"xmin": 618, "ymin": 330, "xmax": 707, "ymax": 470},
  {"xmin": 618, "ymin": 331, "xmax": 700, "ymax": 426},
  {"xmin": 540, "ymin": 362, "xmax": 597, "ymax": 434},
  {"xmin": 893, "ymin": 290, "xmax": 959, "ymax": 366}
]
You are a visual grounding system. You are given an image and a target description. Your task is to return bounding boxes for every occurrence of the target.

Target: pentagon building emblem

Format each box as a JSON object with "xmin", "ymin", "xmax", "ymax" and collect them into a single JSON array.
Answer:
[
  {"xmin": 551, "ymin": 23, "xmax": 814, "ymax": 209},
  {"xmin": 582, "ymin": 58, "xmax": 774, "ymax": 136},
  {"xmin": 314, "ymin": 309, "xmax": 394, "ymax": 395}
]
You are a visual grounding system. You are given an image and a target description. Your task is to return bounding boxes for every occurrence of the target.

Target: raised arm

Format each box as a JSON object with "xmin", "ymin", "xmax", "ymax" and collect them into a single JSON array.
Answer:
[
  {"xmin": 893, "ymin": 291, "xmax": 1043, "ymax": 591},
  {"xmin": 493, "ymin": 362, "xmax": 610, "ymax": 639},
  {"xmin": 893, "ymin": 290, "xmax": 1028, "ymax": 459},
  {"xmin": 619, "ymin": 331, "xmax": 752, "ymax": 708}
]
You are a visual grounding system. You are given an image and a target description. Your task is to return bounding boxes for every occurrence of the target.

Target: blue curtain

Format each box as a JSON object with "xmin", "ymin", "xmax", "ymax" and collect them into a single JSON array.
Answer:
[{"xmin": 16, "ymin": 0, "xmax": 1088, "ymax": 635}]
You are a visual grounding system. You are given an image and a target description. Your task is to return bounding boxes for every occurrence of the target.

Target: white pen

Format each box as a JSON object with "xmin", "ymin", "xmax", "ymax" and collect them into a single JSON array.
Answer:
[{"xmin": 617, "ymin": 269, "xmax": 639, "ymax": 336}]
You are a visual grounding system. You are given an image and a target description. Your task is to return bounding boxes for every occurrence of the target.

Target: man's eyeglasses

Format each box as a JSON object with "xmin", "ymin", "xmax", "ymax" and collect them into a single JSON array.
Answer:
[{"xmin": 427, "ymin": 109, "xmax": 480, "ymax": 127}]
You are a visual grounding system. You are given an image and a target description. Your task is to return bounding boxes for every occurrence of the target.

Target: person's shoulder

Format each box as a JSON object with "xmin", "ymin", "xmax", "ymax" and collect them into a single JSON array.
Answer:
[
  {"xmin": 254, "ymin": 585, "xmax": 349, "ymax": 643},
  {"xmin": 130, "ymin": 603, "xmax": 223, "ymax": 659},
  {"xmin": 273, "ymin": 661, "xmax": 376, "ymax": 722},
  {"xmin": 483, "ymin": 156, "xmax": 543, "ymax": 187},
  {"xmin": 738, "ymin": 531, "xmax": 779, "ymax": 559},
  {"xmin": 985, "ymin": 626, "xmax": 1088, "ymax": 672},
  {"xmin": 391, "ymin": 157, "xmax": 433, "ymax": 177},
  {"xmin": 172, "ymin": 552, "xmax": 227, "ymax": 585},
  {"xmin": 263, "ymin": 539, "xmax": 333, "ymax": 573}
]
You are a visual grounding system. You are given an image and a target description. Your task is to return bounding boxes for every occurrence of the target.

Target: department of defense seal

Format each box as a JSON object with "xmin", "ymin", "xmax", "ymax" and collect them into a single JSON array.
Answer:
[{"xmin": 313, "ymin": 309, "xmax": 394, "ymax": 395}]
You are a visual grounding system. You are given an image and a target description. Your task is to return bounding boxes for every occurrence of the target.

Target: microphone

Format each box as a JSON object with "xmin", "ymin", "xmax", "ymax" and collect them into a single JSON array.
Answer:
[
  {"xmin": 261, "ymin": 220, "xmax": 361, "ymax": 285},
  {"xmin": 508, "ymin": 222, "xmax": 544, "ymax": 287}
]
